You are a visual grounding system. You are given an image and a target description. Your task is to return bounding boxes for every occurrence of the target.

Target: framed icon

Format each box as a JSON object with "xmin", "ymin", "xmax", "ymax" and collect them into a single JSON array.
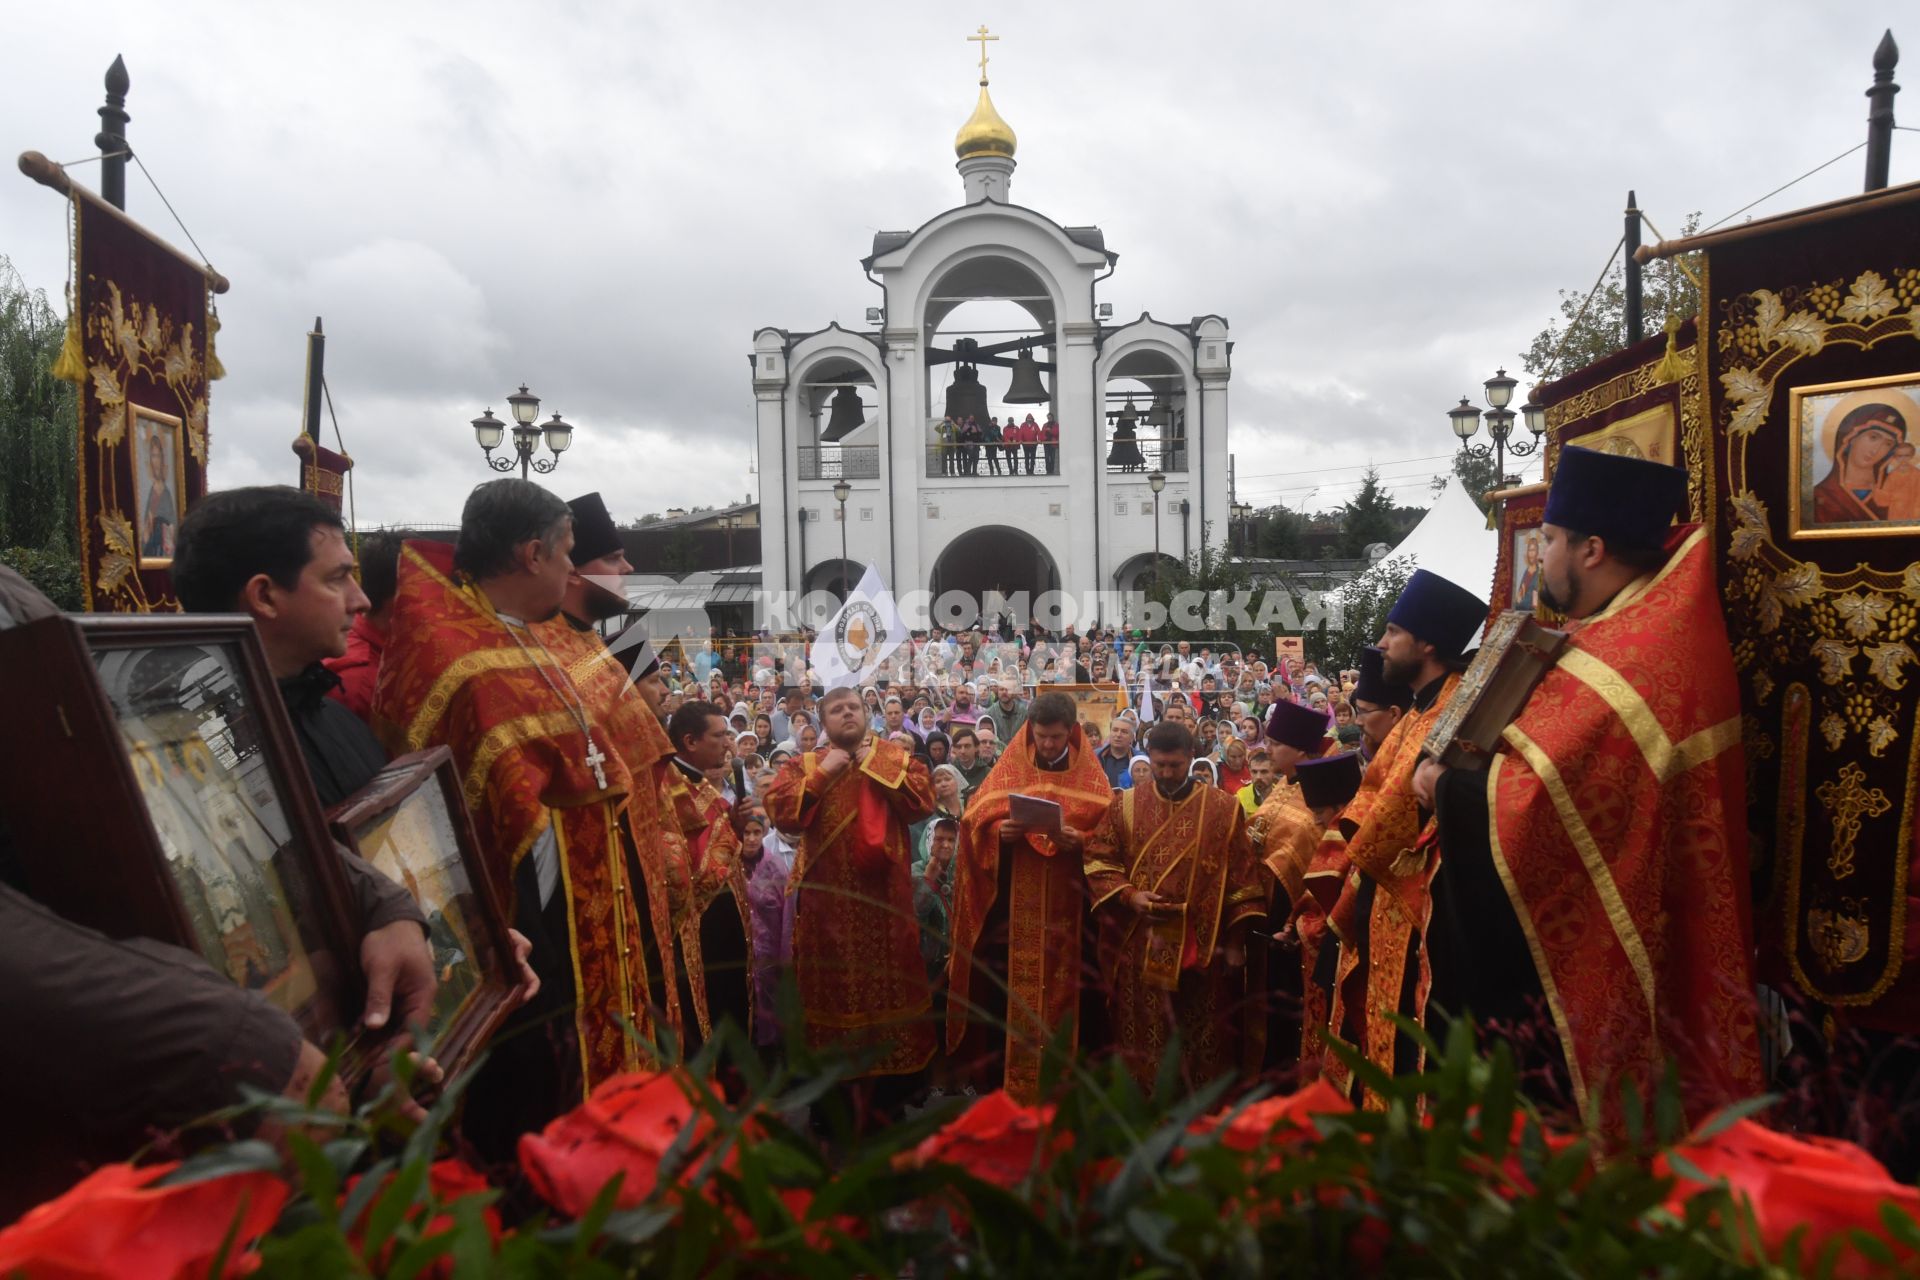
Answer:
[
  {"xmin": 1788, "ymin": 372, "xmax": 1920, "ymax": 539},
  {"xmin": 129, "ymin": 404, "xmax": 188, "ymax": 568},
  {"xmin": 0, "ymin": 613, "xmax": 361, "ymax": 1042},
  {"xmin": 328, "ymin": 748, "xmax": 518, "ymax": 1076}
]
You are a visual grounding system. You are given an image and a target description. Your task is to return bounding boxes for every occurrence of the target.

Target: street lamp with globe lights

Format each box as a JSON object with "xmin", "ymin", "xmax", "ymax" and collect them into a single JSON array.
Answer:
[
  {"xmin": 1447, "ymin": 366, "xmax": 1544, "ymax": 485},
  {"xmin": 832, "ymin": 478, "xmax": 852, "ymax": 598},
  {"xmin": 1232, "ymin": 499, "xmax": 1252, "ymax": 555},
  {"xmin": 473, "ymin": 383, "xmax": 574, "ymax": 479}
]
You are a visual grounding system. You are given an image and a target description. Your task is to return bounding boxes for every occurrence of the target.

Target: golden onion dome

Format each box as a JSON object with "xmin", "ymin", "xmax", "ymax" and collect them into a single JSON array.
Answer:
[{"xmin": 954, "ymin": 81, "xmax": 1017, "ymax": 160}]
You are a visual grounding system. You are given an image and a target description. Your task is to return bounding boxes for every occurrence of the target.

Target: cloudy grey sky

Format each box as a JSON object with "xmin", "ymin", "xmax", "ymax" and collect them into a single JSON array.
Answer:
[{"xmin": 1, "ymin": 2, "xmax": 1909, "ymax": 525}]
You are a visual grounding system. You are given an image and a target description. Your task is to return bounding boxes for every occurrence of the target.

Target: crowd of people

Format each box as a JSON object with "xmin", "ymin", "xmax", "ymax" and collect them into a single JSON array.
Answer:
[
  {"xmin": 934, "ymin": 412, "xmax": 1059, "ymax": 475},
  {"xmin": 5, "ymin": 443, "xmax": 1770, "ymax": 1213}
]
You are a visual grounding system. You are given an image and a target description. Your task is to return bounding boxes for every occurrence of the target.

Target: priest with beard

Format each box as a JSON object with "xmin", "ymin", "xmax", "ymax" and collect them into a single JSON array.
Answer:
[
  {"xmin": 1412, "ymin": 448, "xmax": 1760, "ymax": 1135},
  {"xmin": 375, "ymin": 481, "xmax": 675, "ymax": 1158},
  {"xmin": 530, "ymin": 492, "xmax": 688, "ymax": 1045},
  {"xmin": 1319, "ymin": 570, "xmax": 1486, "ymax": 1102},
  {"xmin": 765, "ymin": 685, "xmax": 938, "ymax": 1094},
  {"xmin": 946, "ymin": 691, "xmax": 1113, "ymax": 1102},
  {"xmin": 1086, "ymin": 721, "xmax": 1266, "ymax": 1093}
]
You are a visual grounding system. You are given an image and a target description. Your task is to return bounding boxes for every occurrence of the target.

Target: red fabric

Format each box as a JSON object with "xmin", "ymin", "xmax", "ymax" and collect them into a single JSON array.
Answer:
[
  {"xmin": 0, "ymin": 1162, "xmax": 287, "ymax": 1280},
  {"xmin": 1492, "ymin": 527, "xmax": 1761, "ymax": 1134},
  {"xmin": 1659, "ymin": 1118, "xmax": 1920, "ymax": 1277},
  {"xmin": 323, "ymin": 612, "xmax": 385, "ymax": 721}
]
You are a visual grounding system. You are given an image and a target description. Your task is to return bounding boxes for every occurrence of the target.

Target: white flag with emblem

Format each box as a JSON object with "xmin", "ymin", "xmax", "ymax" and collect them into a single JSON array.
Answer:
[{"xmin": 810, "ymin": 563, "xmax": 908, "ymax": 690}]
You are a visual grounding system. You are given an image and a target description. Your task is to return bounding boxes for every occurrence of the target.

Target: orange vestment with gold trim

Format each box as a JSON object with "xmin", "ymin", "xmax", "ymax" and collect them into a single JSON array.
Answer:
[
  {"xmin": 1087, "ymin": 782, "xmax": 1266, "ymax": 1090},
  {"xmin": 764, "ymin": 737, "xmax": 937, "ymax": 1076},
  {"xmin": 532, "ymin": 615, "xmax": 687, "ymax": 1041},
  {"xmin": 372, "ymin": 545, "xmax": 658, "ymax": 1092},
  {"xmin": 1325, "ymin": 672, "xmax": 1461, "ymax": 1100},
  {"xmin": 946, "ymin": 722, "xmax": 1113, "ymax": 1102},
  {"xmin": 656, "ymin": 760, "xmax": 751, "ymax": 1041},
  {"xmin": 1487, "ymin": 526, "xmax": 1760, "ymax": 1134}
]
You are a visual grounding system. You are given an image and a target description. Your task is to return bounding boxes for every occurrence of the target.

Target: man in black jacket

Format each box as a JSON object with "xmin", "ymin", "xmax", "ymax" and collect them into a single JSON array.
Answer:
[{"xmin": 173, "ymin": 487, "xmax": 389, "ymax": 807}]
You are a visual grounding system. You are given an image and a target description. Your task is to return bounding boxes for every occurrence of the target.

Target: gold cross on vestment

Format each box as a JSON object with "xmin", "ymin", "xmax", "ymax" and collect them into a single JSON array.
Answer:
[
  {"xmin": 1816, "ymin": 762, "xmax": 1890, "ymax": 881},
  {"xmin": 968, "ymin": 24, "xmax": 999, "ymax": 83}
]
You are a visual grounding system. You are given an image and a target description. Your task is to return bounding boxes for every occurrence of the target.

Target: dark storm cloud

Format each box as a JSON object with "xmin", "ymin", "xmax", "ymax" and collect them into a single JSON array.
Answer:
[{"xmin": 0, "ymin": 1, "xmax": 1907, "ymax": 524}]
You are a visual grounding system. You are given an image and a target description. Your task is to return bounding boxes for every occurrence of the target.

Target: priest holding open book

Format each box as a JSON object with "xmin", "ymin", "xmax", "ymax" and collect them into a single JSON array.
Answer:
[
  {"xmin": 1413, "ymin": 447, "xmax": 1761, "ymax": 1138},
  {"xmin": 947, "ymin": 691, "xmax": 1112, "ymax": 1102}
]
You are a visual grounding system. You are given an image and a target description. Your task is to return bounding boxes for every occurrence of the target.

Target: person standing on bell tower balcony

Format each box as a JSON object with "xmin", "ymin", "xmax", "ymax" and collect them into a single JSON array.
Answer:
[{"xmin": 981, "ymin": 412, "xmax": 1004, "ymax": 475}]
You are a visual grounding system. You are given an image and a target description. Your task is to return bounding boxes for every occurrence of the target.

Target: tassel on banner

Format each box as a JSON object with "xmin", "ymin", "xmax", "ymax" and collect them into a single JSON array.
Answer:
[
  {"xmin": 1651, "ymin": 314, "xmax": 1688, "ymax": 385},
  {"xmin": 50, "ymin": 308, "xmax": 85, "ymax": 383},
  {"xmin": 205, "ymin": 300, "xmax": 226, "ymax": 380}
]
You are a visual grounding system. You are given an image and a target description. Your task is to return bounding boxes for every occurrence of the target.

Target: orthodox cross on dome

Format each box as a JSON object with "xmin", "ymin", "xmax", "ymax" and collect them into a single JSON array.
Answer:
[{"xmin": 967, "ymin": 24, "xmax": 999, "ymax": 84}]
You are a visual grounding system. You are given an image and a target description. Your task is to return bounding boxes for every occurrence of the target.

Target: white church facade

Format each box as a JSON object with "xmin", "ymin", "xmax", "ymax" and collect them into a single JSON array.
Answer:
[{"xmin": 751, "ymin": 42, "xmax": 1233, "ymax": 629}]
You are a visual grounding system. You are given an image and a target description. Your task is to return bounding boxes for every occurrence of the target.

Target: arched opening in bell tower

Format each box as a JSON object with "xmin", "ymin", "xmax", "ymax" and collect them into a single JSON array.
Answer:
[
  {"xmin": 1101, "ymin": 348, "xmax": 1188, "ymax": 476},
  {"xmin": 923, "ymin": 257, "xmax": 1059, "ymax": 479},
  {"xmin": 929, "ymin": 525, "xmax": 1060, "ymax": 621}
]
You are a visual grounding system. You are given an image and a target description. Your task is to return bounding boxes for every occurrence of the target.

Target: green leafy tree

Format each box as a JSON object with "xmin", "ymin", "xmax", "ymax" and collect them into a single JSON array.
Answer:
[
  {"xmin": 1139, "ymin": 521, "xmax": 1267, "ymax": 651},
  {"xmin": 1448, "ymin": 448, "xmax": 1504, "ymax": 512},
  {"xmin": 1306, "ymin": 554, "xmax": 1414, "ymax": 671},
  {"xmin": 1249, "ymin": 504, "xmax": 1305, "ymax": 559},
  {"xmin": 0, "ymin": 257, "xmax": 78, "ymax": 557},
  {"xmin": 1522, "ymin": 213, "xmax": 1704, "ymax": 382},
  {"xmin": 1338, "ymin": 467, "xmax": 1398, "ymax": 557}
]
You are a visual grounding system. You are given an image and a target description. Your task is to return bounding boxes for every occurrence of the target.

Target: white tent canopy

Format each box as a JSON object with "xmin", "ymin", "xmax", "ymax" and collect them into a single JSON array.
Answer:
[{"xmin": 1340, "ymin": 475, "xmax": 1498, "ymax": 606}]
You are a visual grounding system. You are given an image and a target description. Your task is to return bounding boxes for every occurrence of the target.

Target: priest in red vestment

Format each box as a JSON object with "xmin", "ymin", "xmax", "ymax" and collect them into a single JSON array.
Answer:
[
  {"xmin": 1416, "ymin": 447, "xmax": 1761, "ymax": 1137},
  {"xmin": 1086, "ymin": 721, "xmax": 1267, "ymax": 1092},
  {"xmin": 947, "ymin": 691, "xmax": 1113, "ymax": 1102},
  {"xmin": 532, "ymin": 492, "xmax": 686, "ymax": 1044},
  {"xmin": 1252, "ymin": 750, "xmax": 1364, "ymax": 1075},
  {"xmin": 764, "ymin": 685, "xmax": 938, "ymax": 1078},
  {"xmin": 373, "ymin": 480, "xmax": 667, "ymax": 1154},
  {"xmin": 660, "ymin": 699, "xmax": 753, "ymax": 1048},
  {"xmin": 1321, "ymin": 568, "xmax": 1485, "ymax": 1102}
]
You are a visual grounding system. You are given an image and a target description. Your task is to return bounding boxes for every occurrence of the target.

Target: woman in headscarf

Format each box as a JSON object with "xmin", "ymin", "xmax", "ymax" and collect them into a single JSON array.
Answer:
[
  {"xmin": 1128, "ymin": 754, "xmax": 1154, "ymax": 788},
  {"xmin": 1190, "ymin": 757, "xmax": 1219, "ymax": 788},
  {"xmin": 912, "ymin": 762, "xmax": 970, "ymax": 864},
  {"xmin": 1217, "ymin": 736, "xmax": 1252, "ymax": 795},
  {"xmin": 924, "ymin": 729, "xmax": 952, "ymax": 768}
]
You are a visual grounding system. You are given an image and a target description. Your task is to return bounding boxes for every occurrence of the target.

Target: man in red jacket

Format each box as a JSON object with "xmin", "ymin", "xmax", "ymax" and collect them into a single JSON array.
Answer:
[{"xmin": 1041, "ymin": 415, "xmax": 1060, "ymax": 475}]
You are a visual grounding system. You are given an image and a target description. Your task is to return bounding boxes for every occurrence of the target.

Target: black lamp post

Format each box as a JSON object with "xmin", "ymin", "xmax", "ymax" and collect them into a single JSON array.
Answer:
[
  {"xmin": 832, "ymin": 478, "xmax": 852, "ymax": 597},
  {"xmin": 1149, "ymin": 469, "xmax": 1167, "ymax": 594},
  {"xmin": 1448, "ymin": 367, "xmax": 1545, "ymax": 484},
  {"xmin": 1232, "ymin": 499, "xmax": 1252, "ymax": 554},
  {"xmin": 473, "ymin": 383, "xmax": 573, "ymax": 479}
]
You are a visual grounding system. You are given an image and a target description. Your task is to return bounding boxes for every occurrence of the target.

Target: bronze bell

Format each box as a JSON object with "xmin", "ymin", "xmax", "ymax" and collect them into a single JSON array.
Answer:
[
  {"xmin": 1004, "ymin": 349, "xmax": 1051, "ymax": 404},
  {"xmin": 1144, "ymin": 394, "xmax": 1173, "ymax": 427},
  {"xmin": 821, "ymin": 386, "xmax": 865, "ymax": 441},
  {"xmin": 944, "ymin": 365, "xmax": 991, "ymax": 426},
  {"xmin": 1116, "ymin": 396, "xmax": 1139, "ymax": 430}
]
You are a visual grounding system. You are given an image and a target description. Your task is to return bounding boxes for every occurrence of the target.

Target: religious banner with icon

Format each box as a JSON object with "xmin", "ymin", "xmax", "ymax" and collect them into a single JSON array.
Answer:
[
  {"xmin": 1650, "ymin": 184, "xmax": 1920, "ymax": 1028},
  {"xmin": 48, "ymin": 186, "xmax": 225, "ymax": 611},
  {"xmin": 1535, "ymin": 314, "xmax": 1707, "ymax": 525},
  {"xmin": 1484, "ymin": 481, "xmax": 1550, "ymax": 630}
]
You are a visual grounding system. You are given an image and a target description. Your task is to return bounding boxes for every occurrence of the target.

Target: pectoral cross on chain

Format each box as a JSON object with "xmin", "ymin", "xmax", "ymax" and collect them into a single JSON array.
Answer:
[{"xmin": 584, "ymin": 735, "xmax": 609, "ymax": 790}]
